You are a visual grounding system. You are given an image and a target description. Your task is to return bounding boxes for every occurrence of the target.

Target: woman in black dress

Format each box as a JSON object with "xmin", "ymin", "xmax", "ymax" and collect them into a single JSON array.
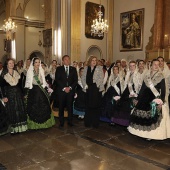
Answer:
[
  {"xmin": 101, "ymin": 65, "xmax": 124, "ymax": 123},
  {"xmin": 1, "ymin": 58, "xmax": 27, "ymax": 134},
  {"xmin": 41, "ymin": 62, "xmax": 53, "ymax": 88},
  {"xmin": 19, "ymin": 58, "xmax": 31, "ymax": 93},
  {"xmin": 81, "ymin": 56, "xmax": 104, "ymax": 128},
  {"xmin": 73, "ymin": 67, "xmax": 86, "ymax": 119},
  {"xmin": 111, "ymin": 61, "xmax": 137, "ymax": 127},
  {"xmin": 128, "ymin": 59, "xmax": 170, "ymax": 140},
  {"xmin": 25, "ymin": 57, "xmax": 55, "ymax": 129}
]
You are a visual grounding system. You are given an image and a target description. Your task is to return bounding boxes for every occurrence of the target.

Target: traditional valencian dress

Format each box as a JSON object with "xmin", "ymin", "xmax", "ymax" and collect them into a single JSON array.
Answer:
[
  {"xmin": 101, "ymin": 73, "xmax": 124, "ymax": 123},
  {"xmin": 73, "ymin": 77, "xmax": 86, "ymax": 117},
  {"xmin": 1, "ymin": 70, "xmax": 27, "ymax": 133},
  {"xmin": 25, "ymin": 59, "xmax": 55, "ymax": 129},
  {"xmin": 128, "ymin": 71, "xmax": 170, "ymax": 140},
  {"xmin": 111, "ymin": 71, "xmax": 136, "ymax": 126}
]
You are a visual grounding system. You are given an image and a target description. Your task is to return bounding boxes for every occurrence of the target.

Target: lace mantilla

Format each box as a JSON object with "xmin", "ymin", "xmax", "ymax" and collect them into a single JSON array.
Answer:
[{"xmin": 4, "ymin": 70, "xmax": 20, "ymax": 86}]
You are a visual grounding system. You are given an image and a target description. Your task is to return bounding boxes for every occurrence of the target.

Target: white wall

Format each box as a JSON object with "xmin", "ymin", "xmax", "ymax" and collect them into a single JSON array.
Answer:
[
  {"xmin": 80, "ymin": 0, "xmax": 109, "ymax": 61},
  {"xmin": 24, "ymin": 0, "xmax": 44, "ymax": 20},
  {"xmin": 14, "ymin": 0, "xmax": 45, "ymax": 61},
  {"xmin": 113, "ymin": 0, "xmax": 155, "ymax": 61},
  {"xmin": 25, "ymin": 27, "xmax": 44, "ymax": 59}
]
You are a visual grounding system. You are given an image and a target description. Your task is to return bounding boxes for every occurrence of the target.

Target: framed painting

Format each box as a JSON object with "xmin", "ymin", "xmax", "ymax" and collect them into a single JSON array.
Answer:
[
  {"xmin": 43, "ymin": 28, "xmax": 52, "ymax": 47},
  {"xmin": 85, "ymin": 1, "xmax": 105, "ymax": 40},
  {"xmin": 120, "ymin": 8, "xmax": 144, "ymax": 51}
]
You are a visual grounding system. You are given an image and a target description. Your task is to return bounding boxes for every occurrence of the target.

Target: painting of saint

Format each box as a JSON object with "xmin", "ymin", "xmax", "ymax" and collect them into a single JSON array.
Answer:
[{"xmin": 120, "ymin": 9, "xmax": 144, "ymax": 51}]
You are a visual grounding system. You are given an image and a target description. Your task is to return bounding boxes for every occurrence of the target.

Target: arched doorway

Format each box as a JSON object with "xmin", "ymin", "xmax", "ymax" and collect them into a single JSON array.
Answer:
[
  {"xmin": 86, "ymin": 45, "xmax": 103, "ymax": 59},
  {"xmin": 29, "ymin": 51, "xmax": 44, "ymax": 61}
]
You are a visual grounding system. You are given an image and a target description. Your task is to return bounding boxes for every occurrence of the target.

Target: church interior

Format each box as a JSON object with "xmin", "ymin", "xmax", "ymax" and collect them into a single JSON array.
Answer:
[{"xmin": 0, "ymin": 0, "xmax": 170, "ymax": 170}]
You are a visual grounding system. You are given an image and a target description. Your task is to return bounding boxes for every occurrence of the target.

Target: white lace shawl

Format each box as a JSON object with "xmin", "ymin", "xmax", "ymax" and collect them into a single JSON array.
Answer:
[
  {"xmin": 133, "ymin": 69, "xmax": 147, "ymax": 94},
  {"xmin": 25, "ymin": 58, "xmax": 47, "ymax": 89},
  {"xmin": 106, "ymin": 74, "xmax": 124, "ymax": 94},
  {"xmin": 4, "ymin": 70, "xmax": 20, "ymax": 86},
  {"xmin": 81, "ymin": 65, "xmax": 104, "ymax": 92}
]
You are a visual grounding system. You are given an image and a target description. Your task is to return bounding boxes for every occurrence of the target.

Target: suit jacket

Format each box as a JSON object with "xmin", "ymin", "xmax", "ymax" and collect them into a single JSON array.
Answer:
[{"xmin": 55, "ymin": 65, "xmax": 78, "ymax": 93}]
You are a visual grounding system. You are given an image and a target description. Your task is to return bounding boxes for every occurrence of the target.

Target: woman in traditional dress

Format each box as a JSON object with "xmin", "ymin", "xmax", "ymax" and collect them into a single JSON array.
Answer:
[
  {"xmin": 19, "ymin": 58, "xmax": 31, "ymax": 93},
  {"xmin": 73, "ymin": 67, "xmax": 86, "ymax": 119},
  {"xmin": 81, "ymin": 55, "xmax": 104, "ymax": 128},
  {"xmin": 41, "ymin": 62, "xmax": 52, "ymax": 88},
  {"xmin": 49, "ymin": 60, "xmax": 58, "ymax": 85},
  {"xmin": 1, "ymin": 58, "xmax": 27, "ymax": 134},
  {"xmin": 25, "ymin": 57, "xmax": 55, "ymax": 129},
  {"xmin": 101, "ymin": 65, "xmax": 124, "ymax": 123},
  {"xmin": 49, "ymin": 60, "xmax": 58, "ymax": 108},
  {"xmin": 111, "ymin": 61, "xmax": 137, "ymax": 127},
  {"xmin": 128, "ymin": 59, "xmax": 170, "ymax": 140}
]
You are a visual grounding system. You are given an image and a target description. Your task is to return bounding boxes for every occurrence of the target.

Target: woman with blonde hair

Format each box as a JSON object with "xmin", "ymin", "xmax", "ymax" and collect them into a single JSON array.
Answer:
[{"xmin": 81, "ymin": 55, "xmax": 104, "ymax": 128}]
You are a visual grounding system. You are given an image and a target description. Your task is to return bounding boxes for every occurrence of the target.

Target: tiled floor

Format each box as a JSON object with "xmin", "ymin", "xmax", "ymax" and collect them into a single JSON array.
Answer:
[{"xmin": 0, "ymin": 117, "xmax": 170, "ymax": 170}]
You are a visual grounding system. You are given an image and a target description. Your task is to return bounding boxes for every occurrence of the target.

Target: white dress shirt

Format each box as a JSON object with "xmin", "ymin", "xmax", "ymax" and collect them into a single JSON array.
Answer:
[{"xmin": 64, "ymin": 65, "xmax": 69, "ymax": 75}]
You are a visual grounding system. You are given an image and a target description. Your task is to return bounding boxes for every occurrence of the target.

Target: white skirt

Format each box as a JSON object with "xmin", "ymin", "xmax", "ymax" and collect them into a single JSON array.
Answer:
[{"xmin": 128, "ymin": 103, "xmax": 170, "ymax": 140}]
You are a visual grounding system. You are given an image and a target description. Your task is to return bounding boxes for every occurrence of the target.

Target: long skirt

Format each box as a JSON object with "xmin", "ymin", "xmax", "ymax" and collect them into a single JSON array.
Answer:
[
  {"xmin": 84, "ymin": 84, "xmax": 102, "ymax": 128},
  {"xmin": 128, "ymin": 103, "xmax": 170, "ymax": 140},
  {"xmin": 73, "ymin": 87, "xmax": 86, "ymax": 116},
  {"xmin": 5, "ymin": 86, "xmax": 27, "ymax": 133},
  {"xmin": 101, "ymin": 86, "xmax": 117, "ymax": 123},
  {"xmin": 27, "ymin": 85, "xmax": 55, "ymax": 129}
]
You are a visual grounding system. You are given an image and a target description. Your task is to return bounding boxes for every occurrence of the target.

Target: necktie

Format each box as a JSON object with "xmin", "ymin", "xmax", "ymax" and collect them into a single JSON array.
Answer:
[{"xmin": 66, "ymin": 66, "xmax": 69, "ymax": 77}]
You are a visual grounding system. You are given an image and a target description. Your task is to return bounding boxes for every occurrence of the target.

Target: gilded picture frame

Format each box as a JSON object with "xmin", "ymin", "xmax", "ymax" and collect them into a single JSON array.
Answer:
[
  {"xmin": 85, "ymin": 1, "xmax": 105, "ymax": 40},
  {"xmin": 120, "ymin": 8, "xmax": 144, "ymax": 51}
]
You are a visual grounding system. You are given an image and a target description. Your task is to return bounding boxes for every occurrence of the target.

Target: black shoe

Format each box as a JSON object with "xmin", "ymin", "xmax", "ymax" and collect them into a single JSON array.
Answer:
[
  {"xmin": 67, "ymin": 122, "xmax": 74, "ymax": 127},
  {"xmin": 58, "ymin": 123, "xmax": 64, "ymax": 128}
]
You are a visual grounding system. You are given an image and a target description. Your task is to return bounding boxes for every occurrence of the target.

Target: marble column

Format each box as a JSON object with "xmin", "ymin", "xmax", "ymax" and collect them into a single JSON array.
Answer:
[
  {"xmin": 71, "ymin": 0, "xmax": 81, "ymax": 62},
  {"xmin": 107, "ymin": 0, "xmax": 114, "ymax": 62}
]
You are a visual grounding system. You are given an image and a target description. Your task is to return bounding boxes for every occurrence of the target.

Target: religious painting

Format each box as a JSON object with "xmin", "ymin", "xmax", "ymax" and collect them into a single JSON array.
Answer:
[
  {"xmin": 120, "ymin": 8, "xmax": 144, "ymax": 51},
  {"xmin": 4, "ymin": 39, "xmax": 11, "ymax": 53},
  {"xmin": 85, "ymin": 1, "xmax": 105, "ymax": 40},
  {"xmin": 43, "ymin": 28, "xmax": 52, "ymax": 47}
]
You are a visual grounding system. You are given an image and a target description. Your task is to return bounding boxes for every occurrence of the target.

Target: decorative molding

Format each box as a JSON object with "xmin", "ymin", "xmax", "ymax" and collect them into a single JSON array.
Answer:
[
  {"xmin": 16, "ymin": 3, "xmax": 23, "ymax": 17},
  {"xmin": 11, "ymin": 16, "xmax": 45, "ymax": 28}
]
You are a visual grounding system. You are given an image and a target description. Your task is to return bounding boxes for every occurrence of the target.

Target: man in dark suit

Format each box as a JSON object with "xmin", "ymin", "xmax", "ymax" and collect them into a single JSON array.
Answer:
[{"xmin": 55, "ymin": 55, "xmax": 78, "ymax": 127}]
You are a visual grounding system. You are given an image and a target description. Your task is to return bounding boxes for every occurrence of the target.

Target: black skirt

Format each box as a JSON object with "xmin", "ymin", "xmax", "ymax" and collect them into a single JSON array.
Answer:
[
  {"xmin": 85, "ymin": 83, "xmax": 102, "ymax": 127},
  {"xmin": 27, "ymin": 85, "xmax": 51, "ymax": 124},
  {"xmin": 5, "ymin": 86, "xmax": 27, "ymax": 133}
]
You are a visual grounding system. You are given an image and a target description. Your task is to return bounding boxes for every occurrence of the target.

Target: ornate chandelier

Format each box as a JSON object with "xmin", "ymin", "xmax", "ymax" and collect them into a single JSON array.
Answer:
[
  {"xmin": 3, "ymin": 18, "xmax": 17, "ymax": 40},
  {"xmin": 91, "ymin": 4, "xmax": 109, "ymax": 37}
]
